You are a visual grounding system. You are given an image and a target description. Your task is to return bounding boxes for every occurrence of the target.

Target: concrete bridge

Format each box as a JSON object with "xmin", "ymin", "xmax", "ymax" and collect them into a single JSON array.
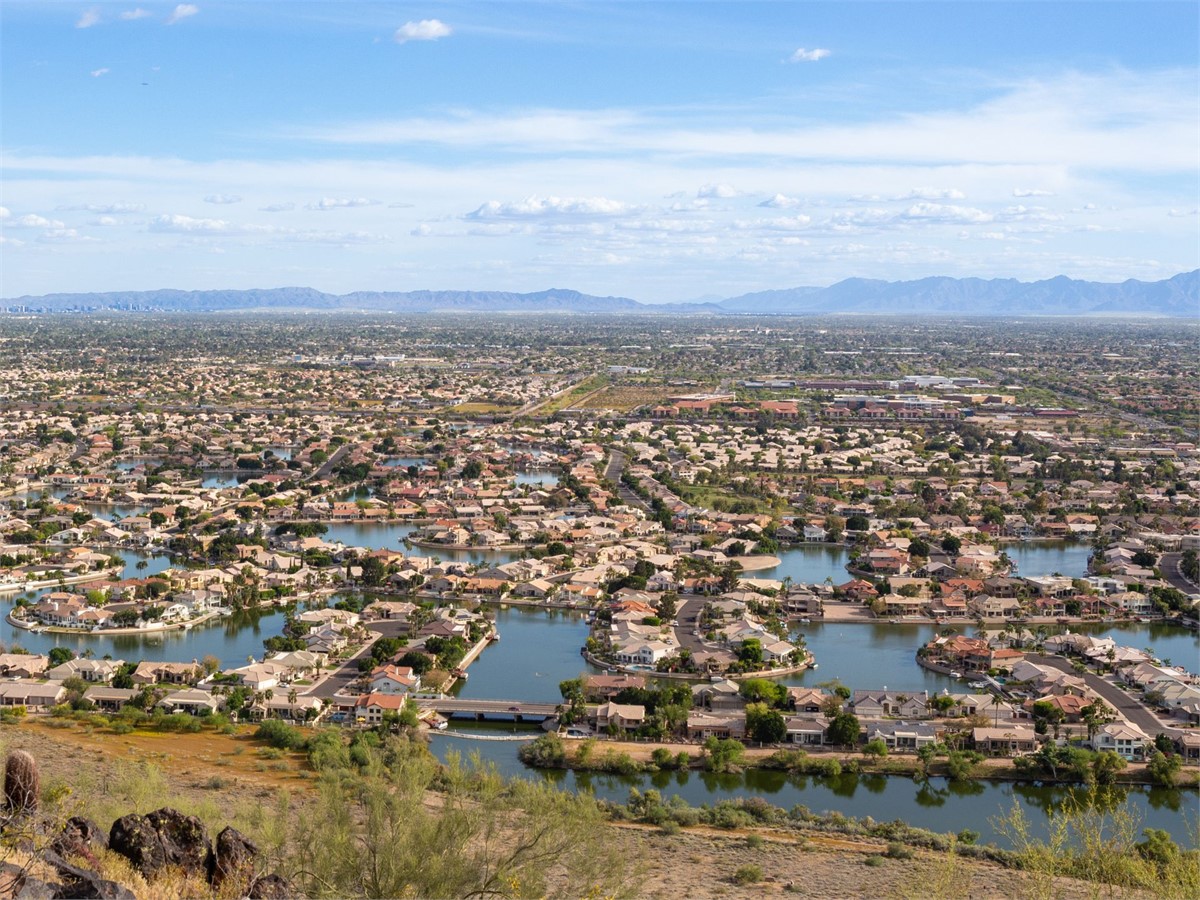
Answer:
[{"xmin": 414, "ymin": 697, "xmax": 561, "ymax": 722}]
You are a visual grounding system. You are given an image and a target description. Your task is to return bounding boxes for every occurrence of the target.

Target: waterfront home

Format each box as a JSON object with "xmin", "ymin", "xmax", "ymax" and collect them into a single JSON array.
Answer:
[
  {"xmin": 0, "ymin": 654, "xmax": 48, "ymax": 678},
  {"xmin": 1155, "ymin": 682, "xmax": 1200, "ymax": 710},
  {"xmin": 47, "ymin": 658, "xmax": 124, "ymax": 684},
  {"xmin": 369, "ymin": 664, "xmax": 421, "ymax": 695},
  {"xmin": 850, "ymin": 690, "xmax": 929, "ymax": 719},
  {"xmin": 692, "ymin": 679, "xmax": 745, "ymax": 711},
  {"xmin": 1091, "ymin": 721, "xmax": 1150, "ymax": 760},
  {"xmin": 131, "ymin": 661, "xmax": 204, "ymax": 685},
  {"xmin": 867, "ymin": 721, "xmax": 939, "ymax": 751},
  {"xmin": 355, "ymin": 692, "xmax": 407, "ymax": 725},
  {"xmin": 971, "ymin": 725, "xmax": 1037, "ymax": 756},
  {"xmin": 255, "ymin": 689, "xmax": 324, "ymax": 722},
  {"xmin": 594, "ymin": 701, "xmax": 646, "ymax": 733},
  {"xmin": 787, "ymin": 687, "xmax": 829, "ymax": 714},
  {"xmin": 614, "ymin": 640, "xmax": 673, "ymax": 667},
  {"xmin": 157, "ymin": 688, "xmax": 221, "ymax": 716},
  {"xmin": 297, "ymin": 607, "xmax": 360, "ymax": 630},
  {"xmin": 583, "ymin": 673, "xmax": 647, "ymax": 701},
  {"xmin": 967, "ymin": 595, "xmax": 1023, "ymax": 620},
  {"xmin": 783, "ymin": 715, "xmax": 829, "ymax": 746},
  {"xmin": 686, "ymin": 712, "xmax": 746, "ymax": 740}
]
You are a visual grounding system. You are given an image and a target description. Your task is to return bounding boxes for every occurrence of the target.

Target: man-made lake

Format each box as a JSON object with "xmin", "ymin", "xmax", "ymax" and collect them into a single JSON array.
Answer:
[
  {"xmin": 427, "ymin": 730, "xmax": 1194, "ymax": 847},
  {"xmin": 763, "ymin": 540, "xmax": 1094, "ymax": 586},
  {"xmin": 0, "ymin": 607, "xmax": 284, "ymax": 669},
  {"xmin": 1006, "ymin": 541, "xmax": 1093, "ymax": 578},
  {"xmin": 515, "ymin": 472, "xmax": 560, "ymax": 488},
  {"xmin": 453, "ymin": 607, "xmax": 594, "ymax": 702}
]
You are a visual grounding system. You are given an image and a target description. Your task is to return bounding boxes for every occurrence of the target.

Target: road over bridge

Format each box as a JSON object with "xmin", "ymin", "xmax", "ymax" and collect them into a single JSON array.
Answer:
[{"xmin": 413, "ymin": 698, "xmax": 563, "ymax": 721}]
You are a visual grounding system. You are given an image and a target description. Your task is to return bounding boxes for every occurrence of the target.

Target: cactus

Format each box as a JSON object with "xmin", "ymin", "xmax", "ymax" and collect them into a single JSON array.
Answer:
[{"xmin": 4, "ymin": 750, "xmax": 39, "ymax": 816}]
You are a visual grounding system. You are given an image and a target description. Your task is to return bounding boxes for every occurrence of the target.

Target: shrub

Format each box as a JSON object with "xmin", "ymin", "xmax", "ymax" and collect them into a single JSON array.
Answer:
[
  {"xmin": 732, "ymin": 864, "xmax": 763, "ymax": 885},
  {"xmin": 863, "ymin": 855, "xmax": 885, "ymax": 867},
  {"xmin": 884, "ymin": 841, "xmax": 913, "ymax": 860},
  {"xmin": 745, "ymin": 834, "xmax": 765, "ymax": 849},
  {"xmin": 255, "ymin": 718, "xmax": 305, "ymax": 750}
]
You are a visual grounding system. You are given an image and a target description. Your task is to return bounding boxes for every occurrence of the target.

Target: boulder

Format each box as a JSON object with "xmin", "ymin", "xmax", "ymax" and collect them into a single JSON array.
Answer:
[
  {"xmin": 41, "ymin": 852, "xmax": 135, "ymax": 900},
  {"xmin": 248, "ymin": 873, "xmax": 294, "ymax": 899},
  {"xmin": 108, "ymin": 808, "xmax": 210, "ymax": 879},
  {"xmin": 52, "ymin": 818, "xmax": 108, "ymax": 866},
  {"xmin": 206, "ymin": 826, "xmax": 258, "ymax": 889}
]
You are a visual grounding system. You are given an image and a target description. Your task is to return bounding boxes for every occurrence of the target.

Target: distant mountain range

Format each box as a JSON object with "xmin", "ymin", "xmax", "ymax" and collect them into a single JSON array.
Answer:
[{"xmin": 4, "ymin": 271, "xmax": 1197, "ymax": 316}]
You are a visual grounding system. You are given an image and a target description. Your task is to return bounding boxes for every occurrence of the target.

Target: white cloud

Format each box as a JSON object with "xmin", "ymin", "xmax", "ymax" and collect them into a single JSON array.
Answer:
[
  {"xmin": 0, "ymin": 235, "xmax": 24, "ymax": 247},
  {"xmin": 120, "ymin": 8, "xmax": 152, "ymax": 20},
  {"xmin": 56, "ymin": 202, "xmax": 144, "ymax": 213},
  {"xmin": 466, "ymin": 195, "xmax": 633, "ymax": 219},
  {"xmin": 735, "ymin": 215, "xmax": 812, "ymax": 231},
  {"xmin": 165, "ymin": 4, "xmax": 198, "ymax": 25},
  {"xmin": 204, "ymin": 193, "xmax": 243, "ymax": 204},
  {"xmin": 10, "ymin": 214, "xmax": 66, "ymax": 229},
  {"xmin": 388, "ymin": 201, "xmax": 415, "ymax": 209},
  {"xmin": 1167, "ymin": 208, "xmax": 1197, "ymax": 217},
  {"xmin": 394, "ymin": 19, "xmax": 451, "ymax": 44},
  {"xmin": 789, "ymin": 48, "xmax": 830, "ymax": 63},
  {"xmin": 900, "ymin": 202, "xmax": 993, "ymax": 224},
  {"xmin": 38, "ymin": 228, "xmax": 90, "ymax": 243},
  {"xmin": 697, "ymin": 183, "xmax": 737, "ymax": 199},
  {"xmin": 90, "ymin": 68, "xmax": 110, "ymax": 78},
  {"xmin": 758, "ymin": 193, "xmax": 803, "ymax": 209},
  {"xmin": 306, "ymin": 197, "xmax": 376, "ymax": 210},
  {"xmin": 1013, "ymin": 187, "xmax": 1055, "ymax": 197},
  {"xmin": 150, "ymin": 213, "xmax": 230, "ymax": 233},
  {"xmin": 895, "ymin": 187, "xmax": 966, "ymax": 201},
  {"xmin": 0, "ymin": 207, "xmax": 9, "ymax": 219},
  {"xmin": 92, "ymin": 216, "xmax": 119, "ymax": 226},
  {"xmin": 76, "ymin": 9, "xmax": 101, "ymax": 29},
  {"xmin": 260, "ymin": 202, "xmax": 295, "ymax": 212}
]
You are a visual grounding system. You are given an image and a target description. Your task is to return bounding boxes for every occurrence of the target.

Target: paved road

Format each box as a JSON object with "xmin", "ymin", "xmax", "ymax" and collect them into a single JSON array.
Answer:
[
  {"xmin": 1027, "ymin": 653, "xmax": 1177, "ymax": 738},
  {"xmin": 308, "ymin": 443, "xmax": 350, "ymax": 482},
  {"xmin": 603, "ymin": 449, "xmax": 649, "ymax": 511},
  {"xmin": 413, "ymin": 698, "xmax": 560, "ymax": 717},
  {"xmin": 1160, "ymin": 553, "xmax": 1200, "ymax": 596},
  {"xmin": 306, "ymin": 632, "xmax": 379, "ymax": 699}
]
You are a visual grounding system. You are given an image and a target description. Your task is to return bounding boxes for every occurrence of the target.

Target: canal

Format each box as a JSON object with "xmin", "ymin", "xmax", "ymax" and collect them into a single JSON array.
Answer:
[{"xmin": 426, "ymin": 729, "xmax": 1195, "ymax": 848}]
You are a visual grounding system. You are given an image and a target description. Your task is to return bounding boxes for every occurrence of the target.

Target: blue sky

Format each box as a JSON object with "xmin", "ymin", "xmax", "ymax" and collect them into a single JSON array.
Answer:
[{"xmin": 1, "ymin": 1, "xmax": 1197, "ymax": 301}]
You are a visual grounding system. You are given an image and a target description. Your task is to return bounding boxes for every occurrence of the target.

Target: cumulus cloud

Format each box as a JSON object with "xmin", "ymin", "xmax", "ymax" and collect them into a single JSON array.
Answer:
[
  {"xmin": 735, "ymin": 215, "xmax": 812, "ymax": 231},
  {"xmin": 92, "ymin": 216, "xmax": 119, "ymax": 226},
  {"xmin": 1167, "ymin": 208, "xmax": 1198, "ymax": 217},
  {"xmin": 900, "ymin": 202, "xmax": 993, "ymax": 224},
  {"xmin": 0, "ymin": 207, "xmax": 9, "ymax": 220},
  {"xmin": 39, "ymin": 228, "xmax": 90, "ymax": 243},
  {"xmin": 895, "ymin": 187, "xmax": 966, "ymax": 201},
  {"xmin": 789, "ymin": 48, "xmax": 830, "ymax": 63},
  {"xmin": 1013, "ymin": 187, "xmax": 1055, "ymax": 197},
  {"xmin": 150, "ymin": 213, "xmax": 230, "ymax": 233},
  {"xmin": 120, "ymin": 8, "xmax": 152, "ymax": 20},
  {"xmin": 165, "ymin": 4, "xmax": 198, "ymax": 25},
  {"xmin": 306, "ymin": 197, "xmax": 376, "ymax": 210},
  {"xmin": 758, "ymin": 193, "xmax": 803, "ymax": 209},
  {"xmin": 76, "ymin": 9, "xmax": 101, "ymax": 28},
  {"xmin": 394, "ymin": 19, "xmax": 451, "ymax": 44},
  {"xmin": 56, "ymin": 202, "xmax": 144, "ymax": 213},
  {"xmin": 697, "ymin": 183, "xmax": 737, "ymax": 199},
  {"xmin": 260, "ymin": 202, "xmax": 295, "ymax": 212},
  {"xmin": 11, "ymin": 214, "xmax": 66, "ymax": 229},
  {"xmin": 204, "ymin": 193, "xmax": 243, "ymax": 204},
  {"xmin": 90, "ymin": 68, "xmax": 110, "ymax": 78},
  {"xmin": 465, "ymin": 195, "xmax": 633, "ymax": 219}
]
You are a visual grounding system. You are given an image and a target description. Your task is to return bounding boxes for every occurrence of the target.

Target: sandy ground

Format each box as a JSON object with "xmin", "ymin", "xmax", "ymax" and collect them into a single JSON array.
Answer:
[{"xmin": 0, "ymin": 719, "xmax": 1158, "ymax": 899}]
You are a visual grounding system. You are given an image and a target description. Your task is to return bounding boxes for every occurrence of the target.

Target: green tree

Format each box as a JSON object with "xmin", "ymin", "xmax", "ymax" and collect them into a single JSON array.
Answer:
[
  {"xmin": 826, "ymin": 711, "xmax": 860, "ymax": 748},
  {"xmin": 745, "ymin": 703, "xmax": 787, "ymax": 744}
]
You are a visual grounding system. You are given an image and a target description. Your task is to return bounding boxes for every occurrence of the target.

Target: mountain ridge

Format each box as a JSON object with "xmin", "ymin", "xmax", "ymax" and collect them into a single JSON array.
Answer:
[{"xmin": 3, "ymin": 271, "xmax": 1196, "ymax": 316}]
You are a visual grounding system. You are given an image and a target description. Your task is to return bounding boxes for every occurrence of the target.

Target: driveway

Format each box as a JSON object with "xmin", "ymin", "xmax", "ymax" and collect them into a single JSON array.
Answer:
[{"xmin": 1026, "ymin": 653, "xmax": 1178, "ymax": 738}]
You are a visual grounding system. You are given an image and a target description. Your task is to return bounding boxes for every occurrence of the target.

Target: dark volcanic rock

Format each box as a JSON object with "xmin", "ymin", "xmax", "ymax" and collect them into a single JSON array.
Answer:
[
  {"xmin": 41, "ymin": 852, "xmax": 135, "ymax": 900},
  {"xmin": 247, "ymin": 873, "xmax": 294, "ymax": 899},
  {"xmin": 52, "ymin": 818, "xmax": 108, "ymax": 865},
  {"xmin": 108, "ymin": 808, "xmax": 210, "ymax": 879},
  {"xmin": 206, "ymin": 826, "xmax": 259, "ymax": 889}
]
